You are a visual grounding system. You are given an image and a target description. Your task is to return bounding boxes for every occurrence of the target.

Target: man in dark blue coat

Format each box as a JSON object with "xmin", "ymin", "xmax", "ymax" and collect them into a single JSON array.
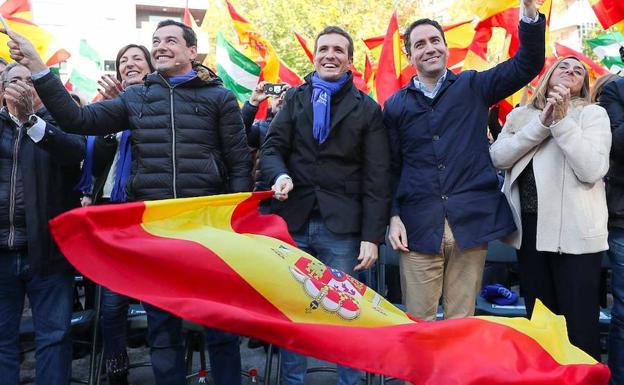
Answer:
[
  {"xmin": 599, "ymin": 76, "xmax": 624, "ymax": 385},
  {"xmin": 384, "ymin": 0, "xmax": 545, "ymax": 321},
  {"xmin": 0, "ymin": 62, "xmax": 85, "ymax": 385}
]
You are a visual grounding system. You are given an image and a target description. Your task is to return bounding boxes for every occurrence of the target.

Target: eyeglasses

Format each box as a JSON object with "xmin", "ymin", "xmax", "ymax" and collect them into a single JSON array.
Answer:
[{"xmin": 3, "ymin": 77, "xmax": 33, "ymax": 86}]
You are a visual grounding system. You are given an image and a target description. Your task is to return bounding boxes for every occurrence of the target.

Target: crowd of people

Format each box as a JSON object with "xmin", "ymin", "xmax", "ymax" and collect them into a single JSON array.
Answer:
[{"xmin": 1, "ymin": 0, "xmax": 624, "ymax": 384}]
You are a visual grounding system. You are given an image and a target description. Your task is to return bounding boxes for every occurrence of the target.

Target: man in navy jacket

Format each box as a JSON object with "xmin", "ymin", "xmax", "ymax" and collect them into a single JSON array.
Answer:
[
  {"xmin": 384, "ymin": 0, "xmax": 545, "ymax": 321},
  {"xmin": 0, "ymin": 62, "xmax": 85, "ymax": 385},
  {"xmin": 599, "ymin": 76, "xmax": 624, "ymax": 385}
]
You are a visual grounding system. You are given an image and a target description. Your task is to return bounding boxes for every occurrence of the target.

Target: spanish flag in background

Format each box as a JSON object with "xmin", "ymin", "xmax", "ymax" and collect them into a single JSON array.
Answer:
[
  {"xmin": 50, "ymin": 192, "xmax": 609, "ymax": 384},
  {"xmin": 590, "ymin": 0, "xmax": 624, "ymax": 34}
]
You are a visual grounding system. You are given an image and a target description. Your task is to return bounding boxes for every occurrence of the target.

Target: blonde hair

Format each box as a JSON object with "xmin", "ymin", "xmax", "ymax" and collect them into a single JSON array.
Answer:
[
  {"xmin": 530, "ymin": 56, "xmax": 590, "ymax": 110},
  {"xmin": 591, "ymin": 73, "xmax": 620, "ymax": 103}
]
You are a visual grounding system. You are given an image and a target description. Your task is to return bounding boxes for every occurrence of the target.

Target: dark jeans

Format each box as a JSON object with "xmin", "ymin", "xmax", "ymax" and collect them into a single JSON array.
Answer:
[
  {"xmin": 100, "ymin": 287, "xmax": 130, "ymax": 361},
  {"xmin": 518, "ymin": 214, "xmax": 602, "ymax": 360},
  {"xmin": 609, "ymin": 227, "xmax": 624, "ymax": 385},
  {"xmin": 143, "ymin": 303, "xmax": 186, "ymax": 385},
  {"xmin": 204, "ymin": 328, "xmax": 241, "ymax": 385},
  {"xmin": 0, "ymin": 250, "xmax": 74, "ymax": 385},
  {"xmin": 280, "ymin": 213, "xmax": 361, "ymax": 385},
  {"xmin": 142, "ymin": 302, "xmax": 242, "ymax": 385}
]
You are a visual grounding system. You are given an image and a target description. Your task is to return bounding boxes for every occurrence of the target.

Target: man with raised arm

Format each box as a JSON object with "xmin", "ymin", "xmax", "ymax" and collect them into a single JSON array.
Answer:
[{"xmin": 384, "ymin": 0, "xmax": 546, "ymax": 321}]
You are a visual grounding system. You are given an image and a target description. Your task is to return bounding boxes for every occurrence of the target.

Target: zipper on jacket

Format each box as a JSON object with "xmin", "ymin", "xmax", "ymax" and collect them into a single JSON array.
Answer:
[
  {"xmin": 8, "ymin": 126, "xmax": 23, "ymax": 249},
  {"xmin": 556, "ymin": 159, "xmax": 566, "ymax": 254},
  {"xmin": 169, "ymin": 87, "xmax": 177, "ymax": 199}
]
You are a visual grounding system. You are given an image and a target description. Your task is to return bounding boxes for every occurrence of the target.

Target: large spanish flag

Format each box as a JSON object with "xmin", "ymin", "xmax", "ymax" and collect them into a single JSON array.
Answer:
[{"xmin": 50, "ymin": 192, "xmax": 609, "ymax": 384}]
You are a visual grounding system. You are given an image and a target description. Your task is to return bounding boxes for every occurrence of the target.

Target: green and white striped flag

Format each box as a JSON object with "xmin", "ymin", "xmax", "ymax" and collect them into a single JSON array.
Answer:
[
  {"xmin": 216, "ymin": 32, "xmax": 261, "ymax": 104},
  {"xmin": 587, "ymin": 32, "xmax": 624, "ymax": 73},
  {"xmin": 68, "ymin": 39, "xmax": 102, "ymax": 100}
]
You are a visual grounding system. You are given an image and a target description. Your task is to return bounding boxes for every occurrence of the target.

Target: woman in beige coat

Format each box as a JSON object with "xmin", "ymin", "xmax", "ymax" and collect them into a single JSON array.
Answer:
[{"xmin": 490, "ymin": 56, "xmax": 611, "ymax": 360}]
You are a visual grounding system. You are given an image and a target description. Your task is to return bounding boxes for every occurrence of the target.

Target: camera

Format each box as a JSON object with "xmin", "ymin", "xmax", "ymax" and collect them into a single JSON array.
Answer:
[{"xmin": 263, "ymin": 83, "xmax": 288, "ymax": 95}]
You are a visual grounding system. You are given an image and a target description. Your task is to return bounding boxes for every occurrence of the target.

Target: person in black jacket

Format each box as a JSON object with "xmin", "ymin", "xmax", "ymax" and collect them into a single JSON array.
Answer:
[
  {"xmin": 3, "ymin": 20, "xmax": 251, "ymax": 385},
  {"xmin": 75, "ymin": 43, "xmax": 155, "ymax": 385},
  {"xmin": 241, "ymin": 80, "xmax": 289, "ymax": 191},
  {"xmin": 260, "ymin": 26, "xmax": 390, "ymax": 385},
  {"xmin": 0, "ymin": 62, "xmax": 85, "ymax": 385},
  {"xmin": 599, "ymin": 75, "xmax": 624, "ymax": 385}
]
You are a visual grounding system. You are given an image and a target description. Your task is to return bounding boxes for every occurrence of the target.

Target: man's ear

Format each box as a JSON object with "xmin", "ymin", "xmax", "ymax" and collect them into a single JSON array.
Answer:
[{"xmin": 189, "ymin": 45, "xmax": 198, "ymax": 61}]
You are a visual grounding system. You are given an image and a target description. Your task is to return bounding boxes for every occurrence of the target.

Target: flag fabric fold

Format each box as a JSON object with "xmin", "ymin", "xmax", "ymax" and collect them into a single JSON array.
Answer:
[
  {"xmin": 0, "ymin": 0, "xmax": 69, "ymax": 66},
  {"xmin": 590, "ymin": 0, "xmax": 624, "ymax": 34},
  {"xmin": 50, "ymin": 192, "xmax": 610, "ymax": 385},
  {"xmin": 375, "ymin": 11, "xmax": 408, "ymax": 107}
]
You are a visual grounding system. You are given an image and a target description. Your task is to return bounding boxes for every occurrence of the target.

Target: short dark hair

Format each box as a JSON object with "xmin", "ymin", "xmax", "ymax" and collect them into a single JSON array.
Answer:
[
  {"xmin": 155, "ymin": 19, "xmax": 197, "ymax": 47},
  {"xmin": 115, "ymin": 44, "xmax": 155, "ymax": 81},
  {"xmin": 314, "ymin": 26, "xmax": 354, "ymax": 60},
  {"xmin": 403, "ymin": 18, "xmax": 446, "ymax": 56}
]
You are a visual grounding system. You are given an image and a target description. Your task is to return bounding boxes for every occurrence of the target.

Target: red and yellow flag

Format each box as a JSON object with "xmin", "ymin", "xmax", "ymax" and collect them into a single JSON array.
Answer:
[
  {"xmin": 50, "ymin": 192, "xmax": 609, "ymax": 384},
  {"xmin": 463, "ymin": 0, "xmax": 552, "ymax": 123},
  {"xmin": 0, "ymin": 0, "xmax": 69, "ymax": 66},
  {"xmin": 443, "ymin": 20, "xmax": 476, "ymax": 71},
  {"xmin": 590, "ymin": 0, "xmax": 624, "ymax": 33},
  {"xmin": 374, "ymin": 11, "xmax": 410, "ymax": 107},
  {"xmin": 225, "ymin": 0, "xmax": 301, "ymax": 86}
]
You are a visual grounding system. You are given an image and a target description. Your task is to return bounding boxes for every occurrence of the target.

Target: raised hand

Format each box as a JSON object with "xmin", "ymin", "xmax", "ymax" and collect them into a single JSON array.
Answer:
[
  {"xmin": 540, "ymin": 84, "xmax": 570, "ymax": 126},
  {"xmin": 1, "ymin": 28, "xmax": 47, "ymax": 73},
  {"xmin": 522, "ymin": 0, "xmax": 544, "ymax": 19},
  {"xmin": 4, "ymin": 80, "xmax": 34, "ymax": 124},
  {"xmin": 97, "ymin": 74, "xmax": 124, "ymax": 100},
  {"xmin": 550, "ymin": 84, "xmax": 570, "ymax": 123},
  {"xmin": 249, "ymin": 81, "xmax": 271, "ymax": 107}
]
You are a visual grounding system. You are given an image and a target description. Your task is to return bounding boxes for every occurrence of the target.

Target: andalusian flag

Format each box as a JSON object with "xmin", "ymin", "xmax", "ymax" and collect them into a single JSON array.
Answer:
[
  {"xmin": 587, "ymin": 32, "xmax": 624, "ymax": 73},
  {"xmin": 225, "ymin": 0, "xmax": 301, "ymax": 86},
  {"xmin": 67, "ymin": 39, "xmax": 101, "ymax": 100},
  {"xmin": 590, "ymin": 0, "xmax": 624, "ymax": 34},
  {"xmin": 50, "ymin": 192, "xmax": 609, "ymax": 384},
  {"xmin": 215, "ymin": 32, "xmax": 261, "ymax": 104},
  {"xmin": 0, "ymin": 0, "xmax": 69, "ymax": 65},
  {"xmin": 224, "ymin": 0, "xmax": 300, "ymax": 119}
]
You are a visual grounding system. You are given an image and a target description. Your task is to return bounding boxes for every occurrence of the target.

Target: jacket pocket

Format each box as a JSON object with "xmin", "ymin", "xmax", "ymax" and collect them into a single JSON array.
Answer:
[{"xmin": 580, "ymin": 186, "xmax": 608, "ymax": 238}]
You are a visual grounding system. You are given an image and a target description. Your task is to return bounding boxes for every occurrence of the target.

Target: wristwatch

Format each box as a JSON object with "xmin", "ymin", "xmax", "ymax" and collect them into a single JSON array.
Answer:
[{"xmin": 21, "ymin": 114, "xmax": 38, "ymax": 130}]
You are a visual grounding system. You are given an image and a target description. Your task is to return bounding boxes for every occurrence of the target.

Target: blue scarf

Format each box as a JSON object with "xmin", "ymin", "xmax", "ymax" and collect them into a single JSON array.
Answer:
[
  {"xmin": 311, "ymin": 72, "xmax": 349, "ymax": 144},
  {"xmin": 110, "ymin": 130, "xmax": 132, "ymax": 202},
  {"xmin": 75, "ymin": 136, "xmax": 97, "ymax": 195},
  {"xmin": 168, "ymin": 69, "xmax": 197, "ymax": 86},
  {"xmin": 74, "ymin": 131, "xmax": 132, "ymax": 202}
]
